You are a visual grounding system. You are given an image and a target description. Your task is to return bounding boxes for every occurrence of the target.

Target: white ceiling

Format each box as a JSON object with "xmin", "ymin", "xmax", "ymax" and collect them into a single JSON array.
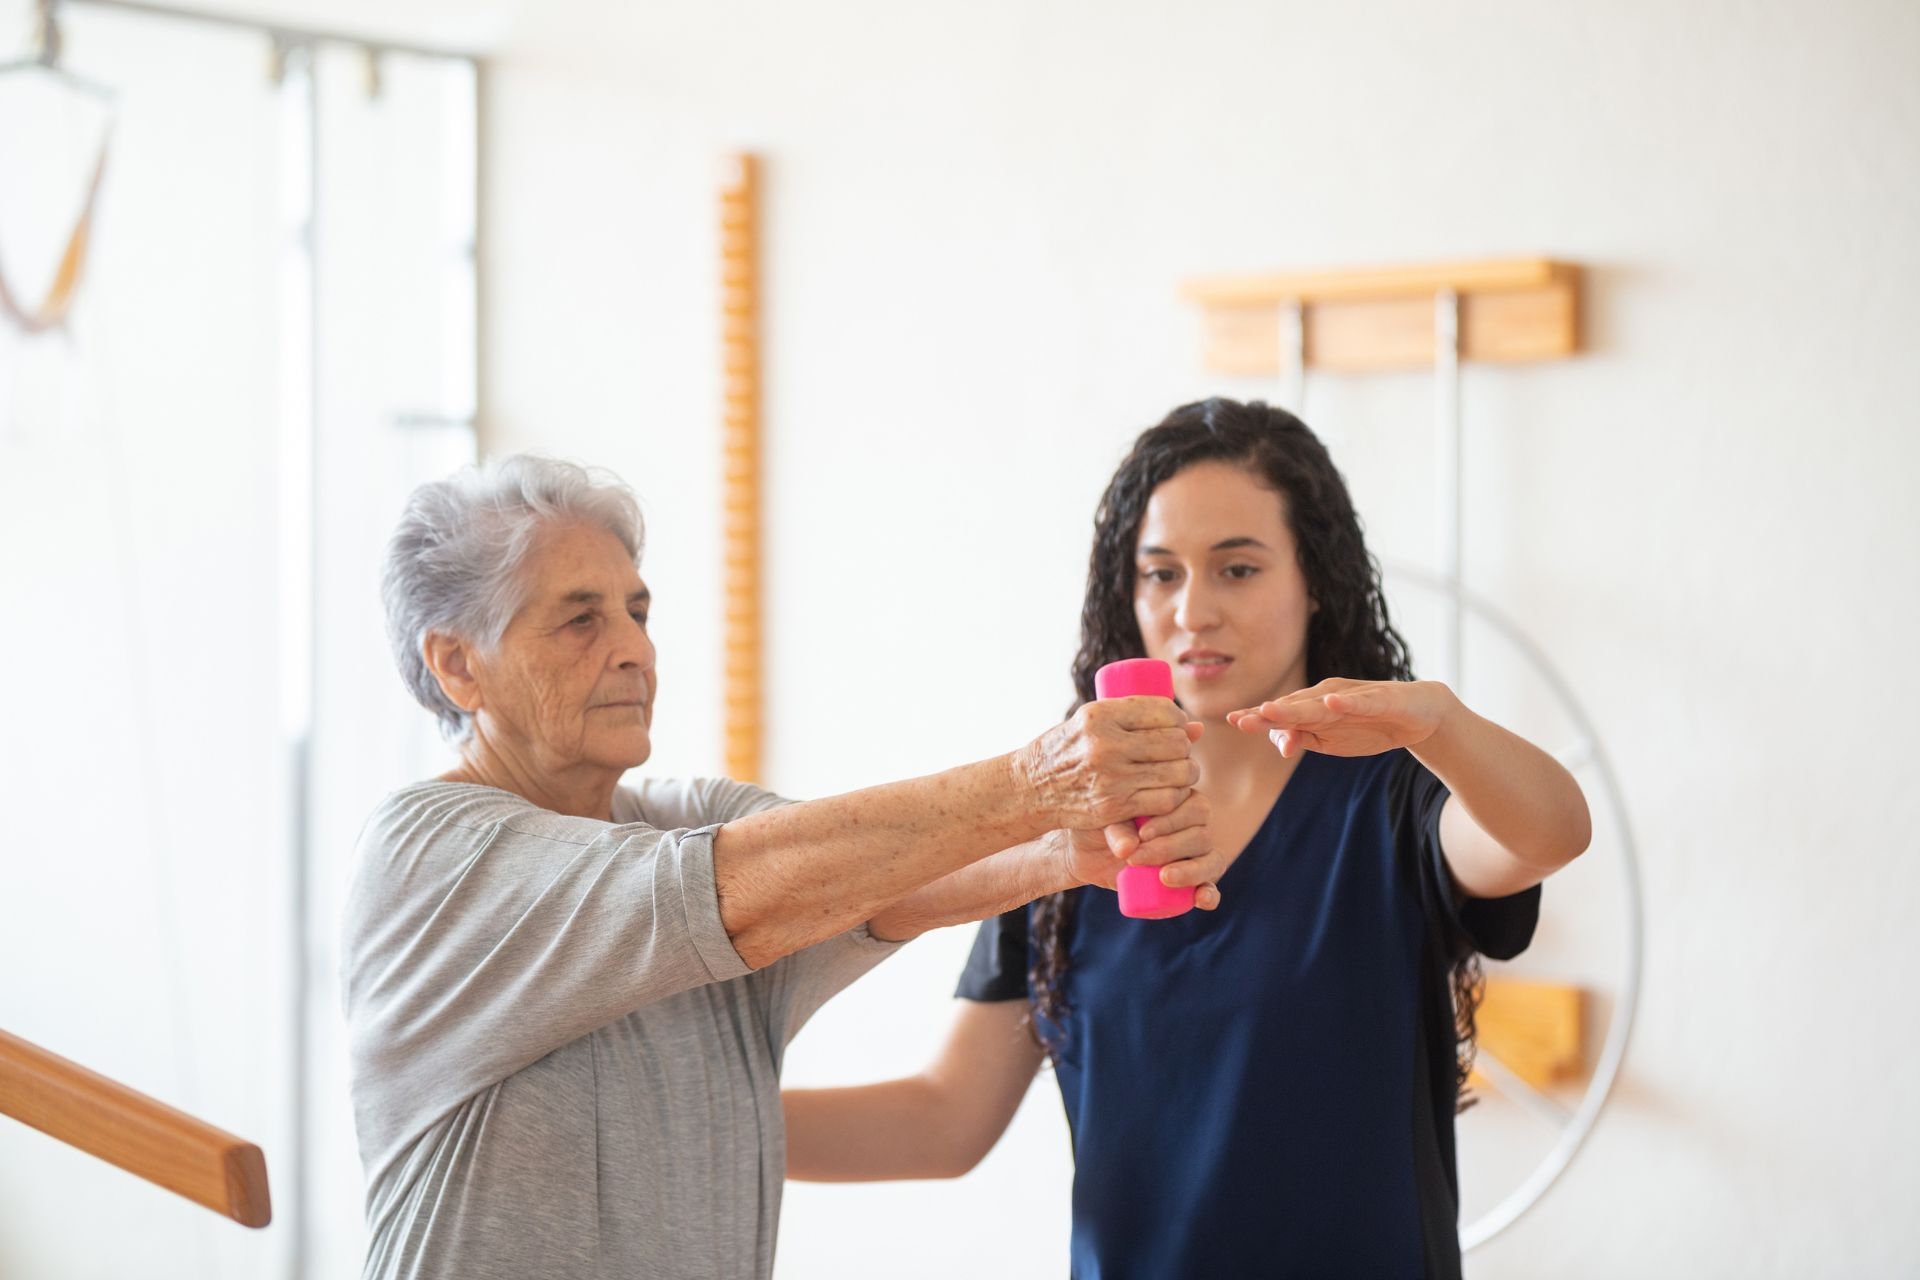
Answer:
[{"xmin": 70, "ymin": 0, "xmax": 526, "ymax": 57}]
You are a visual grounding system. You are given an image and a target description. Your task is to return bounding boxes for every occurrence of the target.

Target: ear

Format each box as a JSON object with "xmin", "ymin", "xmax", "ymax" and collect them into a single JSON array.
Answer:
[{"xmin": 422, "ymin": 631, "xmax": 484, "ymax": 715}]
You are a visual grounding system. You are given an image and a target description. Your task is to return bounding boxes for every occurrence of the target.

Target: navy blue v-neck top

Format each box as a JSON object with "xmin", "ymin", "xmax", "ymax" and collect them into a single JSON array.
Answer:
[{"xmin": 957, "ymin": 749, "xmax": 1540, "ymax": 1280}]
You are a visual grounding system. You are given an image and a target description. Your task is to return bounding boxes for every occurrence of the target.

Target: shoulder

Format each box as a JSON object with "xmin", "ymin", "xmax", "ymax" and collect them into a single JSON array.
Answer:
[
  {"xmin": 362, "ymin": 780, "xmax": 535, "ymax": 843},
  {"xmin": 616, "ymin": 775, "xmax": 793, "ymax": 829},
  {"xmin": 347, "ymin": 784, "xmax": 637, "ymax": 917}
]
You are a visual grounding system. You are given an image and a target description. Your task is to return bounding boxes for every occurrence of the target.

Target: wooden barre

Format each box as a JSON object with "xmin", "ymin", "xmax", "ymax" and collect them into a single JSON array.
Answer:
[{"xmin": 0, "ymin": 1028, "xmax": 272, "ymax": 1228}]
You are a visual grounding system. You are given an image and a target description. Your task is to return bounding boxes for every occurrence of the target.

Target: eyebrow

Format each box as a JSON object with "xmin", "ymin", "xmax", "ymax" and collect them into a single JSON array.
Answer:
[
  {"xmin": 1138, "ymin": 537, "xmax": 1271, "ymax": 556},
  {"xmin": 556, "ymin": 588, "xmax": 651, "ymax": 607}
]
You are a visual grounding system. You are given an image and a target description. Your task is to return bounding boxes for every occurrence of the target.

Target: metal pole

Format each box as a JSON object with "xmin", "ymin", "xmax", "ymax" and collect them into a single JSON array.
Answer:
[
  {"xmin": 293, "ymin": 50, "xmax": 318, "ymax": 1278},
  {"xmin": 1433, "ymin": 288, "xmax": 1462, "ymax": 689},
  {"xmin": 1279, "ymin": 298, "xmax": 1305, "ymax": 415},
  {"xmin": 272, "ymin": 40, "xmax": 318, "ymax": 1280}
]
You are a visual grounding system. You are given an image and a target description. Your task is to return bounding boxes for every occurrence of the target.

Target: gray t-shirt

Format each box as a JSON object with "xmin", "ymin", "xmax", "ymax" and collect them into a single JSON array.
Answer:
[{"xmin": 341, "ymin": 776, "xmax": 901, "ymax": 1280}]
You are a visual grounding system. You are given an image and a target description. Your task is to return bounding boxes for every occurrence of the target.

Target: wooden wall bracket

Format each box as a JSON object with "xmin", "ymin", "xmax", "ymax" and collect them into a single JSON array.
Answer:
[
  {"xmin": 1472, "ymin": 976, "xmax": 1587, "ymax": 1091},
  {"xmin": 1182, "ymin": 257, "xmax": 1581, "ymax": 375}
]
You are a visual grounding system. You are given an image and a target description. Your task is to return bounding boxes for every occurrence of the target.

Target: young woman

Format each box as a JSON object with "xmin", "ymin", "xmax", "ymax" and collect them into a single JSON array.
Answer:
[{"xmin": 782, "ymin": 398, "xmax": 1591, "ymax": 1280}]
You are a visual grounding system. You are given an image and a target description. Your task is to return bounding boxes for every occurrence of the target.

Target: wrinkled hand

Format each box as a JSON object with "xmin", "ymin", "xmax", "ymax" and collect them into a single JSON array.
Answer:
[
  {"xmin": 1062, "ymin": 787, "xmax": 1230, "ymax": 910},
  {"xmin": 1017, "ymin": 697, "xmax": 1201, "ymax": 831},
  {"xmin": 1226, "ymin": 677, "xmax": 1457, "ymax": 759}
]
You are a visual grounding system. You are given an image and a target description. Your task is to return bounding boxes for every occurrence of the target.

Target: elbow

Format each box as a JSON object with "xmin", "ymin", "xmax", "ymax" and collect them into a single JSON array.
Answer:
[
  {"xmin": 1560, "ymin": 794, "xmax": 1594, "ymax": 865},
  {"xmin": 929, "ymin": 1111, "xmax": 1010, "ymax": 1179},
  {"xmin": 1569, "ymin": 817, "xmax": 1593, "ymax": 863},
  {"xmin": 727, "ymin": 921, "xmax": 787, "ymax": 972},
  {"xmin": 924, "ymin": 1140, "xmax": 990, "ymax": 1180},
  {"xmin": 1532, "ymin": 805, "xmax": 1592, "ymax": 872},
  {"xmin": 716, "ymin": 871, "xmax": 812, "ymax": 970}
]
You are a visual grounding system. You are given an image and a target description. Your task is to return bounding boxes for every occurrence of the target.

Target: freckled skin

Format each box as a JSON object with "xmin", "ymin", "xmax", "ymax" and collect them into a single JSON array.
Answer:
[{"xmin": 438, "ymin": 522, "xmax": 658, "ymax": 818}]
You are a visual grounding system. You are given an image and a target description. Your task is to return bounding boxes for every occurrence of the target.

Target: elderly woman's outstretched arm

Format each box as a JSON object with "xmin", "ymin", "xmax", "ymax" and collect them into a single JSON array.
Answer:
[{"xmin": 713, "ymin": 696, "xmax": 1195, "ymax": 968}]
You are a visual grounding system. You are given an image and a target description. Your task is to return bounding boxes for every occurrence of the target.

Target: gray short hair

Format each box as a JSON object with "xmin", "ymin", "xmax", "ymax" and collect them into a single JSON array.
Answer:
[{"xmin": 382, "ymin": 453, "xmax": 645, "ymax": 742}]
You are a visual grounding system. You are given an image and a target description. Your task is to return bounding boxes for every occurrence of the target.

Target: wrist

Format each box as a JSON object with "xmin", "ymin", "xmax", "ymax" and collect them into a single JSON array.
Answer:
[
  {"xmin": 989, "ymin": 749, "xmax": 1057, "ymax": 846},
  {"xmin": 1411, "ymin": 684, "xmax": 1475, "ymax": 770},
  {"xmin": 1042, "ymin": 829, "xmax": 1082, "ymax": 891}
]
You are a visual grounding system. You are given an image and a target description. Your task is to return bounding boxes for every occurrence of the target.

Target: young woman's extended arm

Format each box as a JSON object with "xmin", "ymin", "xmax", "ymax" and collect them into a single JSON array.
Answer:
[
  {"xmin": 1229, "ymin": 678, "xmax": 1590, "ymax": 897},
  {"xmin": 784, "ymin": 998, "xmax": 1045, "ymax": 1181}
]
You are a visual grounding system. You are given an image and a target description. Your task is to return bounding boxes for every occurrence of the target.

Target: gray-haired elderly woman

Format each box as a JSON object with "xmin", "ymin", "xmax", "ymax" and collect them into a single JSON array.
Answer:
[{"xmin": 341, "ymin": 455, "xmax": 1222, "ymax": 1280}]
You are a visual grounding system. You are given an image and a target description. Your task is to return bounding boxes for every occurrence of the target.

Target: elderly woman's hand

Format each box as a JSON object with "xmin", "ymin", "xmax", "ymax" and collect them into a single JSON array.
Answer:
[
  {"xmin": 1014, "ymin": 697, "xmax": 1200, "ymax": 834},
  {"xmin": 1062, "ymin": 787, "xmax": 1226, "ymax": 909}
]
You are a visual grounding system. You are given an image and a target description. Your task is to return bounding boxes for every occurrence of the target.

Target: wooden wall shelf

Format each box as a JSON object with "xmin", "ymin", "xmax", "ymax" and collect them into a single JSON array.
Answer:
[
  {"xmin": 1182, "ymin": 257, "xmax": 1580, "ymax": 375},
  {"xmin": 1471, "ymin": 976, "xmax": 1586, "ymax": 1090}
]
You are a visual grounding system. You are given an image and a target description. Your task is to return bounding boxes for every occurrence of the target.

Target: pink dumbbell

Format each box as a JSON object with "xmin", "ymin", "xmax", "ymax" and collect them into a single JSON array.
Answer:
[{"xmin": 1093, "ymin": 658, "xmax": 1196, "ymax": 920}]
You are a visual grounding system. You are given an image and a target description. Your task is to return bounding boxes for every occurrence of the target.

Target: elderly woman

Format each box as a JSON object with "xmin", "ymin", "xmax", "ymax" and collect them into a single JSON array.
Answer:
[{"xmin": 341, "ymin": 455, "xmax": 1221, "ymax": 1280}]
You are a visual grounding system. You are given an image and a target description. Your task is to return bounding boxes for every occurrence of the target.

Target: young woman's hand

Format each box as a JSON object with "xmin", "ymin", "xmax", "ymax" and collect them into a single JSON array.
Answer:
[{"xmin": 1226, "ymin": 678, "xmax": 1458, "ymax": 759}]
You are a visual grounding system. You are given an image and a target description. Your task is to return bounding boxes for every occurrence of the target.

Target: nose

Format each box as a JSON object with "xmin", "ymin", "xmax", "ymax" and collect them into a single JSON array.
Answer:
[
  {"xmin": 614, "ymin": 612, "xmax": 656, "ymax": 674},
  {"xmin": 1173, "ymin": 575, "xmax": 1220, "ymax": 635}
]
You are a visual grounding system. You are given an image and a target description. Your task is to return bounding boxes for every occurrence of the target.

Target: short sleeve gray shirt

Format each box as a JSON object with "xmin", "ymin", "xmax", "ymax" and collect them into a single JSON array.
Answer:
[{"xmin": 341, "ymin": 776, "xmax": 901, "ymax": 1280}]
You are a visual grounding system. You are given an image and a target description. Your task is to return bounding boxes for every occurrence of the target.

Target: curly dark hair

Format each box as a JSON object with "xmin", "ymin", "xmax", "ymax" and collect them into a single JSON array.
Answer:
[{"xmin": 1028, "ymin": 396, "xmax": 1487, "ymax": 1112}]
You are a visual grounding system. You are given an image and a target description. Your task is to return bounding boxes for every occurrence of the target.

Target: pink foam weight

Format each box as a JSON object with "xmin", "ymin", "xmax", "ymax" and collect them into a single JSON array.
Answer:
[
  {"xmin": 1093, "ymin": 658, "xmax": 1196, "ymax": 920},
  {"xmin": 1117, "ymin": 864, "xmax": 1195, "ymax": 919},
  {"xmin": 1093, "ymin": 657, "xmax": 1175, "ymax": 701}
]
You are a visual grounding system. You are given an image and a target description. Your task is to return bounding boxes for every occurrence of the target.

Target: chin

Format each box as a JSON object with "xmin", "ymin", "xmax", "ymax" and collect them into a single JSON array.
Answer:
[
  {"xmin": 591, "ymin": 732, "xmax": 652, "ymax": 771},
  {"xmin": 1174, "ymin": 673, "xmax": 1282, "ymax": 719}
]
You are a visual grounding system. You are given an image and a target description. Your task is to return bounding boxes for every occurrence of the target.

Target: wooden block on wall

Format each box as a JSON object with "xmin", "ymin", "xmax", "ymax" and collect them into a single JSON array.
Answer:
[
  {"xmin": 1469, "ymin": 975, "xmax": 1586, "ymax": 1091},
  {"xmin": 1186, "ymin": 259, "xmax": 1580, "ymax": 375}
]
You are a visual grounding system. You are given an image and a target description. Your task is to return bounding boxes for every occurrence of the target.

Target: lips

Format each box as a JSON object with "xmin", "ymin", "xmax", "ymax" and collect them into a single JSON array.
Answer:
[{"xmin": 1175, "ymin": 652, "xmax": 1236, "ymax": 679}]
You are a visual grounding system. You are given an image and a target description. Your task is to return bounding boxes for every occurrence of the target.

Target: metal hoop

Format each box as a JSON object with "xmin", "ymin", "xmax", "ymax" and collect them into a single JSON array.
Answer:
[{"xmin": 1383, "ymin": 562, "xmax": 1645, "ymax": 1249}]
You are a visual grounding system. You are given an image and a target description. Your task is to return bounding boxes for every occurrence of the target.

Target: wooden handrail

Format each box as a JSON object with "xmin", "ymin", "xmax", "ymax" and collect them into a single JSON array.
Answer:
[{"xmin": 0, "ymin": 1028, "xmax": 271, "ymax": 1228}]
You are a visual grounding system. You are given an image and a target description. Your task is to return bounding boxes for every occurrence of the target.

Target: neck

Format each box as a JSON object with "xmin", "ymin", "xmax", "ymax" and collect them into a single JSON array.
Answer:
[
  {"xmin": 1192, "ymin": 706, "xmax": 1298, "ymax": 806},
  {"xmin": 442, "ymin": 729, "xmax": 623, "ymax": 822},
  {"xmin": 1188, "ymin": 664, "xmax": 1311, "ymax": 805}
]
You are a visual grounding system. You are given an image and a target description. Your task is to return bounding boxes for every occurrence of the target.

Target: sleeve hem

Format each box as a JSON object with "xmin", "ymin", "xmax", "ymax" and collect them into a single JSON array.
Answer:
[
  {"xmin": 669, "ymin": 825, "xmax": 755, "ymax": 982},
  {"xmin": 840, "ymin": 921, "xmax": 909, "ymax": 955}
]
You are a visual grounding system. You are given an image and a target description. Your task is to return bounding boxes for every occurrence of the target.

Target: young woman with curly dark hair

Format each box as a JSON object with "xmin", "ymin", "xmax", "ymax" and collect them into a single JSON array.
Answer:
[{"xmin": 783, "ymin": 397, "xmax": 1590, "ymax": 1280}]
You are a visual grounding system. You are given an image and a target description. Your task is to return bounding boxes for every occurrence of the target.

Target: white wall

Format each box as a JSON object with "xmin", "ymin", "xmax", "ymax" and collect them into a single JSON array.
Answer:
[
  {"xmin": 477, "ymin": 2, "xmax": 1920, "ymax": 1276},
  {"xmin": 0, "ymin": 10, "xmax": 294, "ymax": 1278},
  {"xmin": 0, "ymin": 8, "xmax": 471, "ymax": 1276}
]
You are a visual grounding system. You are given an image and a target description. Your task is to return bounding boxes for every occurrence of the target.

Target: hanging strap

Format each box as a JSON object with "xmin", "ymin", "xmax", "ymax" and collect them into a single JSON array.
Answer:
[{"xmin": 0, "ymin": 131, "xmax": 111, "ymax": 336}]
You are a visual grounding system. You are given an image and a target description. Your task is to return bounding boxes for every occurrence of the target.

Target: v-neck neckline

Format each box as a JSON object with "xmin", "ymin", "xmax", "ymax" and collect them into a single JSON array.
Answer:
[{"xmin": 1220, "ymin": 748, "xmax": 1320, "ymax": 868}]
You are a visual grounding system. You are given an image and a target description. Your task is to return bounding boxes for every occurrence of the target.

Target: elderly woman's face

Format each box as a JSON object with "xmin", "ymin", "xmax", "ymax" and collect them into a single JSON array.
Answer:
[{"xmin": 474, "ymin": 521, "xmax": 658, "ymax": 772}]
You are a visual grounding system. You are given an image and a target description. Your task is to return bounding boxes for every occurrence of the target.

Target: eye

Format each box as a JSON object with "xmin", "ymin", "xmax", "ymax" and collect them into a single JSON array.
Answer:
[
  {"xmin": 1139, "ymin": 566, "xmax": 1178, "ymax": 585},
  {"xmin": 570, "ymin": 612, "xmax": 596, "ymax": 628},
  {"xmin": 630, "ymin": 610, "xmax": 649, "ymax": 628},
  {"xmin": 1223, "ymin": 563, "xmax": 1260, "ymax": 580}
]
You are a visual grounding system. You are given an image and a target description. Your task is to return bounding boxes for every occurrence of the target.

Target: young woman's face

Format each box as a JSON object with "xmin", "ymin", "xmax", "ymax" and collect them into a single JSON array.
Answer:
[{"xmin": 1132, "ymin": 460, "xmax": 1314, "ymax": 719}]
